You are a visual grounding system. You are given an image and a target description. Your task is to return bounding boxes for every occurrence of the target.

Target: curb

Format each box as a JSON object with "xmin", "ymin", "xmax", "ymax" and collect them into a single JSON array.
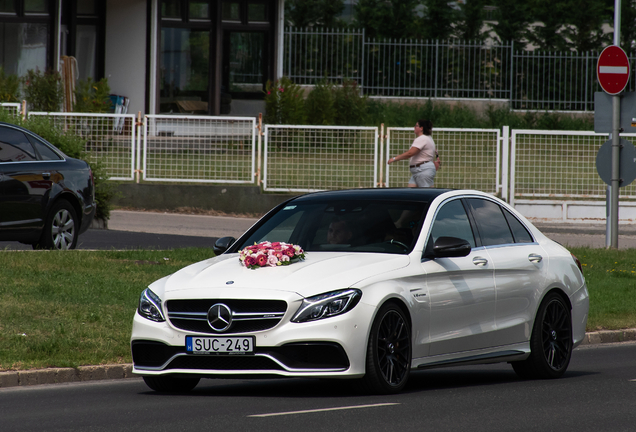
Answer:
[
  {"xmin": 2, "ymin": 329, "xmax": 635, "ymax": 389},
  {"xmin": 0, "ymin": 364, "xmax": 133, "ymax": 389},
  {"xmin": 579, "ymin": 328, "xmax": 636, "ymax": 345}
]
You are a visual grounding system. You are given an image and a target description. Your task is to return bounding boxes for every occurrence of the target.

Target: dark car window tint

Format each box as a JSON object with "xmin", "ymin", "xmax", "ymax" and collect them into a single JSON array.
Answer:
[
  {"xmin": 29, "ymin": 135, "xmax": 62, "ymax": 161},
  {"xmin": 236, "ymin": 200, "xmax": 427, "ymax": 254},
  {"xmin": 0, "ymin": 143, "xmax": 37, "ymax": 162},
  {"xmin": 430, "ymin": 199, "xmax": 475, "ymax": 248},
  {"xmin": 503, "ymin": 209, "xmax": 533, "ymax": 243},
  {"xmin": 0, "ymin": 127, "xmax": 37, "ymax": 160},
  {"xmin": 467, "ymin": 198, "xmax": 514, "ymax": 246}
]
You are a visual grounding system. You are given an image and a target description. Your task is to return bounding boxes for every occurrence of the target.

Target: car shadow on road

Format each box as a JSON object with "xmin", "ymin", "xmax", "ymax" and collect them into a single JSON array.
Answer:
[{"xmin": 138, "ymin": 368, "xmax": 596, "ymax": 398}]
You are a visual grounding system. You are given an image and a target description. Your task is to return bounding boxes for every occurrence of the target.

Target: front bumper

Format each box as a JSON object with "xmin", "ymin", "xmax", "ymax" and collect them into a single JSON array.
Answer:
[{"xmin": 130, "ymin": 301, "xmax": 375, "ymax": 378}]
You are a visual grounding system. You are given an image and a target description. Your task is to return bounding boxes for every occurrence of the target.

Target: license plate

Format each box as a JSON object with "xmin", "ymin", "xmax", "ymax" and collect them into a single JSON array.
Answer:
[{"xmin": 186, "ymin": 336, "xmax": 254, "ymax": 354}]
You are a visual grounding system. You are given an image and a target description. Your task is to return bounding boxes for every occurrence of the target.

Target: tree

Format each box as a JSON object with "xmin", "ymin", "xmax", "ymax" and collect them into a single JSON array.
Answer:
[
  {"xmin": 420, "ymin": 0, "xmax": 457, "ymax": 40},
  {"xmin": 490, "ymin": 0, "xmax": 532, "ymax": 49},
  {"xmin": 453, "ymin": 0, "xmax": 487, "ymax": 41},
  {"xmin": 285, "ymin": 0, "xmax": 345, "ymax": 28},
  {"xmin": 354, "ymin": 0, "xmax": 420, "ymax": 40},
  {"xmin": 561, "ymin": 0, "xmax": 612, "ymax": 52},
  {"xmin": 619, "ymin": 0, "xmax": 636, "ymax": 51},
  {"xmin": 525, "ymin": 0, "xmax": 569, "ymax": 51}
]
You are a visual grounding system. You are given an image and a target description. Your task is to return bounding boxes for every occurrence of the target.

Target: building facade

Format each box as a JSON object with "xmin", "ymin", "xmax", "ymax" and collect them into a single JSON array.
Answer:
[{"xmin": 0, "ymin": 0, "xmax": 284, "ymax": 116}]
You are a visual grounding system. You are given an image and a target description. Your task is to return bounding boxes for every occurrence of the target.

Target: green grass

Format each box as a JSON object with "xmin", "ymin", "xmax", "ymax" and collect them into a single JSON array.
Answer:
[
  {"xmin": 569, "ymin": 247, "xmax": 636, "ymax": 332},
  {"xmin": 0, "ymin": 249, "xmax": 211, "ymax": 371},
  {"xmin": 0, "ymin": 247, "xmax": 634, "ymax": 372}
]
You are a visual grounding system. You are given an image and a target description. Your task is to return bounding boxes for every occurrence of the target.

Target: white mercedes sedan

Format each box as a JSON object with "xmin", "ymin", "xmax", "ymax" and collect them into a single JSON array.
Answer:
[{"xmin": 131, "ymin": 188, "xmax": 589, "ymax": 394}]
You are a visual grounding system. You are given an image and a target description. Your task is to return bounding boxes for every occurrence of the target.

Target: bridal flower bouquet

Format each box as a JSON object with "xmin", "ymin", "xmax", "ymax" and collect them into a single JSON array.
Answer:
[{"xmin": 239, "ymin": 241, "xmax": 305, "ymax": 269}]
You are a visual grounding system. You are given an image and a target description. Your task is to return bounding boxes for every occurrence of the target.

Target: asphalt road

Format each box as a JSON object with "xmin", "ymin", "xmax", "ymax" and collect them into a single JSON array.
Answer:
[
  {"xmin": 1, "ymin": 342, "xmax": 635, "ymax": 432},
  {"xmin": 2, "ymin": 210, "xmax": 636, "ymax": 251}
]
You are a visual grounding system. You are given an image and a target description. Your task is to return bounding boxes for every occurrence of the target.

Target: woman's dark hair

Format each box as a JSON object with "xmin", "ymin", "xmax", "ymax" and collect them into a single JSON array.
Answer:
[{"xmin": 417, "ymin": 119, "xmax": 433, "ymax": 135}]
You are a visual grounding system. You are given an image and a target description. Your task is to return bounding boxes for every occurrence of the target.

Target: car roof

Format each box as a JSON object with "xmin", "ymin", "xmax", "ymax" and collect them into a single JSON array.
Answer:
[{"xmin": 288, "ymin": 188, "xmax": 454, "ymax": 203}]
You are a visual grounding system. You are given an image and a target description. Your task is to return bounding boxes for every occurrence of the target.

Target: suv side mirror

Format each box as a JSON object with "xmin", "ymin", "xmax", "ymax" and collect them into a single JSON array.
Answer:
[
  {"xmin": 213, "ymin": 236, "xmax": 236, "ymax": 255},
  {"xmin": 425, "ymin": 236, "xmax": 471, "ymax": 259}
]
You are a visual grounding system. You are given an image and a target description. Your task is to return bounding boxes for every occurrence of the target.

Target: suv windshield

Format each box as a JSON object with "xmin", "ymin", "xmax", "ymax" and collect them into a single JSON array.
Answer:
[{"xmin": 236, "ymin": 199, "xmax": 428, "ymax": 254}]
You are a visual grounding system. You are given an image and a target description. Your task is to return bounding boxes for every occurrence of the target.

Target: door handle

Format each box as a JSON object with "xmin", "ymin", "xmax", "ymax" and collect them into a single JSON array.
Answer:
[
  {"xmin": 528, "ymin": 253, "xmax": 543, "ymax": 263},
  {"xmin": 42, "ymin": 172, "xmax": 51, "ymax": 179},
  {"xmin": 472, "ymin": 256, "xmax": 488, "ymax": 266}
]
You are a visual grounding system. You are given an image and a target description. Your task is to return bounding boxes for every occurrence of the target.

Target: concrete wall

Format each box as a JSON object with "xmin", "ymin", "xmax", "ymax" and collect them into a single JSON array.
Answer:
[
  {"xmin": 105, "ymin": 0, "xmax": 147, "ymax": 115},
  {"xmin": 113, "ymin": 184, "xmax": 298, "ymax": 216}
]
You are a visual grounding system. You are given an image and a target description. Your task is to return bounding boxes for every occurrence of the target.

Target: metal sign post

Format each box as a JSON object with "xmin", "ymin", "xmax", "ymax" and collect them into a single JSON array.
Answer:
[{"xmin": 596, "ymin": 1, "xmax": 626, "ymax": 248}]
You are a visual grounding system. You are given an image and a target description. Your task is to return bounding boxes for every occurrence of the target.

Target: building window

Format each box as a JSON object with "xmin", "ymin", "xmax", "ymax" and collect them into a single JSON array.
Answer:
[{"xmin": 160, "ymin": 28, "xmax": 210, "ymax": 113}]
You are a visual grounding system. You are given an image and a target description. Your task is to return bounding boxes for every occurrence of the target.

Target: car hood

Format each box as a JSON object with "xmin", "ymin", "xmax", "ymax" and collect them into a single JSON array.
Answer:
[{"xmin": 159, "ymin": 252, "xmax": 410, "ymax": 298}]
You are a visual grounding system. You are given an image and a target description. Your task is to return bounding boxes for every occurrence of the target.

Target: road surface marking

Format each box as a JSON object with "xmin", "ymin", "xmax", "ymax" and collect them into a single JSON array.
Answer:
[{"xmin": 248, "ymin": 403, "xmax": 400, "ymax": 418}]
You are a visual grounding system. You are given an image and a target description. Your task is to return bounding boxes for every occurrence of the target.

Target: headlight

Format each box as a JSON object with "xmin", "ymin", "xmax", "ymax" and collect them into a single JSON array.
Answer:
[
  {"xmin": 138, "ymin": 288, "xmax": 165, "ymax": 322},
  {"xmin": 291, "ymin": 289, "xmax": 362, "ymax": 323}
]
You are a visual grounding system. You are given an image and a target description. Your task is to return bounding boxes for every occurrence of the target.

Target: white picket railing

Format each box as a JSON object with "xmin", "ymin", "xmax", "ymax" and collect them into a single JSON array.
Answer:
[
  {"xmin": 142, "ymin": 115, "xmax": 256, "ymax": 184},
  {"xmin": 28, "ymin": 112, "xmax": 137, "ymax": 181},
  {"xmin": 18, "ymin": 108, "xmax": 636, "ymax": 223}
]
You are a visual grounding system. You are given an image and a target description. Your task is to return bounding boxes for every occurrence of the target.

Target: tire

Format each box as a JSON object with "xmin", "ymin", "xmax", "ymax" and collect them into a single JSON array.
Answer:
[
  {"xmin": 143, "ymin": 376, "xmax": 200, "ymax": 393},
  {"xmin": 361, "ymin": 303, "xmax": 412, "ymax": 394},
  {"xmin": 35, "ymin": 200, "xmax": 78, "ymax": 250},
  {"xmin": 512, "ymin": 292, "xmax": 573, "ymax": 380}
]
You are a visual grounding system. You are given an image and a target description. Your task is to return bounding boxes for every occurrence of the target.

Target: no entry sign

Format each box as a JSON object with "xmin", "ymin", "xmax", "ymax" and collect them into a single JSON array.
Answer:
[{"xmin": 597, "ymin": 45, "xmax": 630, "ymax": 95}]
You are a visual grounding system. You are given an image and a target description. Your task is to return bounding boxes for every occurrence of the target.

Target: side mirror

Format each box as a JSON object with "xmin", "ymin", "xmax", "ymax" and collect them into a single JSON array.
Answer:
[
  {"xmin": 213, "ymin": 236, "xmax": 236, "ymax": 255},
  {"xmin": 426, "ymin": 236, "xmax": 471, "ymax": 259}
]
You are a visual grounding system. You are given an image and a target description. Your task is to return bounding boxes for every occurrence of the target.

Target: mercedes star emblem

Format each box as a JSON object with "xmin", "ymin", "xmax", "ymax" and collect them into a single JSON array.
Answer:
[{"xmin": 207, "ymin": 303, "xmax": 233, "ymax": 332}]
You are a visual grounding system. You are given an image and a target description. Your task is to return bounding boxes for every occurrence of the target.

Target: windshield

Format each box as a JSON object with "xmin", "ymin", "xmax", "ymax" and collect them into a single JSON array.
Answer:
[{"xmin": 235, "ymin": 199, "xmax": 428, "ymax": 254}]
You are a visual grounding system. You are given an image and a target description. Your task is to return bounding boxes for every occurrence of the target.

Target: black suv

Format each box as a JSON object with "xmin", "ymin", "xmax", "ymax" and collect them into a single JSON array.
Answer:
[{"xmin": 0, "ymin": 122, "xmax": 96, "ymax": 250}]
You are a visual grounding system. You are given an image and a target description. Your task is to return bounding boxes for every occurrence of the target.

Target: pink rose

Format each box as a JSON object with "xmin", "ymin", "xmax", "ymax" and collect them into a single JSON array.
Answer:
[{"xmin": 267, "ymin": 255, "xmax": 279, "ymax": 267}]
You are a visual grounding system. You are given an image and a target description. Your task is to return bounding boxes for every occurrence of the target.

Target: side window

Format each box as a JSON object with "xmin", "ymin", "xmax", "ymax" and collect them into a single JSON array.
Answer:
[
  {"xmin": 503, "ymin": 209, "xmax": 534, "ymax": 243},
  {"xmin": 467, "ymin": 198, "xmax": 514, "ymax": 246},
  {"xmin": 29, "ymin": 135, "xmax": 62, "ymax": 161},
  {"xmin": 430, "ymin": 199, "xmax": 475, "ymax": 248},
  {"xmin": 0, "ymin": 127, "xmax": 37, "ymax": 161}
]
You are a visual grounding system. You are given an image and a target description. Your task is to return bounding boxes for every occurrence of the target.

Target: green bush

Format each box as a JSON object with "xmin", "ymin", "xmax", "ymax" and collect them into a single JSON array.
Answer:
[
  {"xmin": 74, "ymin": 77, "xmax": 113, "ymax": 113},
  {"xmin": 22, "ymin": 69, "xmax": 64, "ymax": 112},
  {"xmin": 0, "ymin": 110, "xmax": 114, "ymax": 222},
  {"xmin": 333, "ymin": 80, "xmax": 368, "ymax": 125},
  {"xmin": 264, "ymin": 77, "xmax": 306, "ymax": 124},
  {"xmin": 0, "ymin": 67, "xmax": 20, "ymax": 102},
  {"xmin": 305, "ymin": 79, "xmax": 336, "ymax": 125}
]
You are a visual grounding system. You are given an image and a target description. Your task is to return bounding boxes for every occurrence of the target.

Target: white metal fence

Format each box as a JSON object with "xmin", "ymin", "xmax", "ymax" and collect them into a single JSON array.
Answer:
[
  {"xmin": 28, "ymin": 112, "xmax": 137, "ymax": 181},
  {"xmin": 1, "ymin": 102, "xmax": 22, "ymax": 116},
  {"xmin": 142, "ymin": 115, "xmax": 256, "ymax": 184},
  {"xmin": 12, "ymin": 107, "xmax": 636, "ymax": 222},
  {"xmin": 509, "ymin": 130, "xmax": 636, "ymax": 222},
  {"xmin": 386, "ymin": 127, "xmax": 503, "ymax": 196},
  {"xmin": 263, "ymin": 125, "xmax": 378, "ymax": 192}
]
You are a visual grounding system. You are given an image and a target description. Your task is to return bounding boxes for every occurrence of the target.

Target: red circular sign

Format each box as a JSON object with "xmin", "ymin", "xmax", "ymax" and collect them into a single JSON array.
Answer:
[{"xmin": 597, "ymin": 45, "xmax": 630, "ymax": 95}]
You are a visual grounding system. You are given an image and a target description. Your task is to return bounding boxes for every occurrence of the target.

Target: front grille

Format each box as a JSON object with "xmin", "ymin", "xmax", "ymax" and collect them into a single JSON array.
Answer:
[{"xmin": 166, "ymin": 299, "xmax": 288, "ymax": 334}]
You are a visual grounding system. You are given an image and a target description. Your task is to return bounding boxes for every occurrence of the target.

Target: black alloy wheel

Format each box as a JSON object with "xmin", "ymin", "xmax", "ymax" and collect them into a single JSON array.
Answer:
[
  {"xmin": 35, "ymin": 200, "xmax": 79, "ymax": 250},
  {"xmin": 362, "ymin": 303, "xmax": 412, "ymax": 394},
  {"xmin": 512, "ymin": 292, "xmax": 573, "ymax": 379}
]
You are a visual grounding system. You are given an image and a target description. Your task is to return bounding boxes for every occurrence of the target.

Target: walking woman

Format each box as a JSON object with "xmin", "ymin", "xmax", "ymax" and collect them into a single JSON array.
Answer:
[{"xmin": 387, "ymin": 119, "xmax": 437, "ymax": 187}]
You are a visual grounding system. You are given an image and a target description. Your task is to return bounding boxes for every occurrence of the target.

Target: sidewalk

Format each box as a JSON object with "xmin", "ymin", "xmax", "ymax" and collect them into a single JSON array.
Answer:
[{"xmin": 108, "ymin": 210, "xmax": 636, "ymax": 249}]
